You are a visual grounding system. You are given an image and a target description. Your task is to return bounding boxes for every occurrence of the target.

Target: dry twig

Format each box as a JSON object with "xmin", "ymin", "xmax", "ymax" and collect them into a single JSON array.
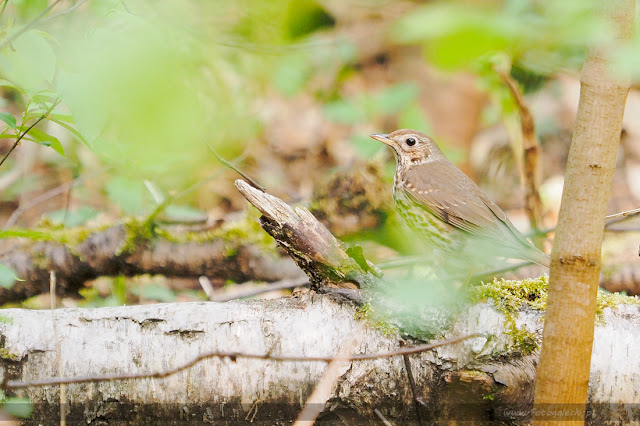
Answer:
[{"xmin": 4, "ymin": 334, "xmax": 480, "ymax": 390}]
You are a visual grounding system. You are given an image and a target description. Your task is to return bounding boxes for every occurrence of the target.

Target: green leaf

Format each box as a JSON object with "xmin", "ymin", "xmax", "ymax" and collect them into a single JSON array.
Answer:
[
  {"xmin": 0, "ymin": 30, "xmax": 56, "ymax": 93},
  {"xmin": 346, "ymin": 245, "xmax": 370, "ymax": 272},
  {"xmin": 24, "ymin": 128, "xmax": 65, "ymax": 156},
  {"xmin": 50, "ymin": 118, "xmax": 88, "ymax": 145},
  {"xmin": 351, "ymin": 134, "xmax": 383, "ymax": 160},
  {"xmin": 374, "ymin": 83, "xmax": 420, "ymax": 115},
  {"xmin": 324, "ymin": 100, "xmax": 363, "ymax": 124},
  {"xmin": 2, "ymin": 397, "xmax": 34, "ymax": 418},
  {"xmin": 0, "ymin": 112, "xmax": 16, "ymax": 129},
  {"xmin": 398, "ymin": 102, "xmax": 434, "ymax": 134},
  {"xmin": 44, "ymin": 206, "xmax": 99, "ymax": 227},
  {"xmin": 138, "ymin": 284, "xmax": 176, "ymax": 302},
  {"xmin": 0, "ymin": 264, "xmax": 22, "ymax": 289},
  {"xmin": 272, "ymin": 53, "xmax": 312, "ymax": 96},
  {"xmin": 106, "ymin": 176, "xmax": 147, "ymax": 216},
  {"xmin": 0, "ymin": 229, "xmax": 54, "ymax": 241}
]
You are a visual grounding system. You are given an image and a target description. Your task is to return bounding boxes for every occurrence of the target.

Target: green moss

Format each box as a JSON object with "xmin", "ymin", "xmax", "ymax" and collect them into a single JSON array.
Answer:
[
  {"xmin": 472, "ymin": 275, "xmax": 640, "ymax": 352},
  {"xmin": 355, "ymin": 303, "xmax": 401, "ymax": 338},
  {"xmin": 596, "ymin": 289, "xmax": 640, "ymax": 323},
  {"xmin": 0, "ymin": 348, "xmax": 20, "ymax": 361},
  {"xmin": 471, "ymin": 276, "xmax": 549, "ymax": 354},
  {"xmin": 471, "ymin": 275, "xmax": 549, "ymax": 313},
  {"xmin": 120, "ymin": 218, "xmax": 157, "ymax": 255},
  {"xmin": 156, "ymin": 209, "xmax": 277, "ymax": 253}
]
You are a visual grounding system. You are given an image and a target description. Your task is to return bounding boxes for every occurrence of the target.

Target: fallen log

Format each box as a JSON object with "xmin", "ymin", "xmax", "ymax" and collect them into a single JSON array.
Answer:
[
  {"xmin": 0, "ymin": 294, "xmax": 638, "ymax": 424},
  {"xmin": 0, "ymin": 224, "xmax": 301, "ymax": 304}
]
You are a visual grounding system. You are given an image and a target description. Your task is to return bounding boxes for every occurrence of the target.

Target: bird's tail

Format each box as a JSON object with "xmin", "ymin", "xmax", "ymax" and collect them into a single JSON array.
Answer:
[{"xmin": 525, "ymin": 246, "xmax": 550, "ymax": 268}]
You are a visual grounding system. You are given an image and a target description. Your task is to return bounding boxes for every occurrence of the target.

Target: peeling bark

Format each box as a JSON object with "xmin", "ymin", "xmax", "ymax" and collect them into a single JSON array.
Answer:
[{"xmin": 0, "ymin": 296, "xmax": 638, "ymax": 424}]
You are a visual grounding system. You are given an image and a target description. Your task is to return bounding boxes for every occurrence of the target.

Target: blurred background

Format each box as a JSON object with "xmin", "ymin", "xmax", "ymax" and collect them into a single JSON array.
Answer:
[{"xmin": 0, "ymin": 0, "xmax": 639, "ymax": 308}]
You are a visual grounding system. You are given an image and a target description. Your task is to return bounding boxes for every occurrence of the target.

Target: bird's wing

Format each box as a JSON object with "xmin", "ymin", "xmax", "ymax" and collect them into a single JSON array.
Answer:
[{"xmin": 401, "ymin": 162, "xmax": 522, "ymax": 243}]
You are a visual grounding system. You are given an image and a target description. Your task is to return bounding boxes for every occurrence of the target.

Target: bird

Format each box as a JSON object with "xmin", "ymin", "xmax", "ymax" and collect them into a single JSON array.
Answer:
[{"xmin": 370, "ymin": 129, "xmax": 550, "ymax": 269}]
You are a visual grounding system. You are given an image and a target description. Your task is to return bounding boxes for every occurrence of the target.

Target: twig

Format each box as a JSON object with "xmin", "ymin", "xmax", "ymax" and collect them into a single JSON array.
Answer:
[
  {"xmin": 401, "ymin": 342, "xmax": 424, "ymax": 426},
  {"xmin": 293, "ymin": 338, "xmax": 358, "ymax": 425},
  {"xmin": 0, "ymin": 0, "xmax": 63, "ymax": 50},
  {"xmin": 208, "ymin": 276, "xmax": 310, "ymax": 302},
  {"xmin": 50, "ymin": 271, "xmax": 66, "ymax": 426},
  {"xmin": 207, "ymin": 143, "xmax": 266, "ymax": 192},
  {"xmin": 495, "ymin": 67, "xmax": 544, "ymax": 240},
  {"xmin": 198, "ymin": 276, "xmax": 215, "ymax": 300},
  {"xmin": 4, "ymin": 334, "xmax": 481, "ymax": 390},
  {"xmin": 374, "ymin": 408, "xmax": 394, "ymax": 426},
  {"xmin": 40, "ymin": 0, "xmax": 89, "ymax": 23},
  {"xmin": 140, "ymin": 157, "xmax": 245, "ymax": 227},
  {"xmin": 0, "ymin": 100, "xmax": 61, "ymax": 168},
  {"xmin": 529, "ymin": 206, "xmax": 640, "ymax": 238},
  {"xmin": 4, "ymin": 178, "xmax": 81, "ymax": 228}
]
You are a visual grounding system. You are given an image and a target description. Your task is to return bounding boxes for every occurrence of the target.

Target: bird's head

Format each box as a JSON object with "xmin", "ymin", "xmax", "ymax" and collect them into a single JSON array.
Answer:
[{"xmin": 369, "ymin": 129, "xmax": 442, "ymax": 166}]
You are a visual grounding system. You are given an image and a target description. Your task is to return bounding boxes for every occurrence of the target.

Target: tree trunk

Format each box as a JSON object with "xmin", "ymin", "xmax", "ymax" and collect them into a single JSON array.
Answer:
[
  {"xmin": 533, "ymin": 1, "xmax": 635, "ymax": 423},
  {"xmin": 1, "ymin": 296, "xmax": 639, "ymax": 424}
]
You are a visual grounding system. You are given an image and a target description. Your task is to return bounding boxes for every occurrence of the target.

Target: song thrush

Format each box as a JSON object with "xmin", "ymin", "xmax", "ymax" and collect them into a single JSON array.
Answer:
[{"xmin": 370, "ymin": 129, "xmax": 550, "ymax": 268}]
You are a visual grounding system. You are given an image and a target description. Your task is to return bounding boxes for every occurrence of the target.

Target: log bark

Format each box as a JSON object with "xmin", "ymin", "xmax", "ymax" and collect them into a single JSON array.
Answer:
[
  {"xmin": 0, "ymin": 225, "xmax": 301, "ymax": 304},
  {"xmin": 0, "ymin": 295, "xmax": 639, "ymax": 424}
]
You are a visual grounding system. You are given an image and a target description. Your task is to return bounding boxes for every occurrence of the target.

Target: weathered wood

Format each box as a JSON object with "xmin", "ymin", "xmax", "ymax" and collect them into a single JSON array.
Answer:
[
  {"xmin": 235, "ymin": 179, "xmax": 383, "ymax": 294},
  {"xmin": 0, "ymin": 296, "xmax": 638, "ymax": 424}
]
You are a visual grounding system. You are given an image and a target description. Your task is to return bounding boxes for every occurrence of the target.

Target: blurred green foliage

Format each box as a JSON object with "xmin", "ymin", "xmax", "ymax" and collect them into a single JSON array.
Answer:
[
  {"xmin": 393, "ymin": 0, "xmax": 615, "ymax": 72},
  {"xmin": 0, "ymin": 264, "xmax": 20, "ymax": 289}
]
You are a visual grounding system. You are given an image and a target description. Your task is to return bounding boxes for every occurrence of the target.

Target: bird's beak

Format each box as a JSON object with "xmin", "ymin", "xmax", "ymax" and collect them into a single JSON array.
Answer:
[{"xmin": 369, "ymin": 133, "xmax": 393, "ymax": 146}]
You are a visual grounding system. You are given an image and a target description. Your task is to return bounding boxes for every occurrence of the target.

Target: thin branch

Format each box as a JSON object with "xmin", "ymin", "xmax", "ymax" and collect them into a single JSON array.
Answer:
[
  {"xmin": 529, "ymin": 206, "xmax": 640, "ymax": 238},
  {"xmin": 4, "ymin": 334, "xmax": 481, "ymax": 390},
  {"xmin": 0, "ymin": 100, "xmax": 61, "ymax": 168},
  {"xmin": 3, "ymin": 178, "xmax": 81, "ymax": 228},
  {"xmin": 605, "ymin": 207, "xmax": 640, "ymax": 226},
  {"xmin": 293, "ymin": 338, "xmax": 358, "ymax": 425},
  {"xmin": 0, "ymin": 0, "xmax": 63, "ymax": 51},
  {"xmin": 401, "ymin": 342, "xmax": 424, "ymax": 426},
  {"xmin": 495, "ymin": 66, "xmax": 544, "ymax": 239},
  {"xmin": 40, "ymin": 0, "xmax": 89, "ymax": 23},
  {"xmin": 206, "ymin": 143, "xmax": 266, "ymax": 192},
  {"xmin": 208, "ymin": 276, "xmax": 310, "ymax": 302},
  {"xmin": 374, "ymin": 409, "xmax": 394, "ymax": 426}
]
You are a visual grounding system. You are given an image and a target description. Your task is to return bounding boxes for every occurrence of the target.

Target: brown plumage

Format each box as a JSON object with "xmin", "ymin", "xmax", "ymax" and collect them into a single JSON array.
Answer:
[{"xmin": 370, "ymin": 129, "xmax": 550, "ymax": 268}]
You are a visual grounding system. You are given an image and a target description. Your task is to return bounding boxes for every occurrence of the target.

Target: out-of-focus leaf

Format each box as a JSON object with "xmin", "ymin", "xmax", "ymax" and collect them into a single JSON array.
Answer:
[
  {"xmin": 285, "ymin": 0, "xmax": 334, "ymax": 39},
  {"xmin": 392, "ymin": 1, "xmax": 611, "ymax": 71},
  {"xmin": 2, "ymin": 397, "xmax": 33, "ymax": 418},
  {"xmin": 0, "ymin": 112, "xmax": 17, "ymax": 129},
  {"xmin": 0, "ymin": 264, "xmax": 23, "ymax": 289},
  {"xmin": 0, "ymin": 30, "xmax": 56, "ymax": 93},
  {"xmin": 137, "ymin": 284, "xmax": 176, "ymax": 302},
  {"xmin": 45, "ymin": 206, "xmax": 99, "ymax": 227},
  {"xmin": 0, "ymin": 229, "xmax": 54, "ymax": 241},
  {"xmin": 398, "ymin": 102, "xmax": 433, "ymax": 133},
  {"xmin": 324, "ymin": 99, "xmax": 363, "ymax": 124},
  {"xmin": 105, "ymin": 176, "xmax": 148, "ymax": 216},
  {"xmin": 375, "ymin": 83, "xmax": 420, "ymax": 115},
  {"xmin": 49, "ymin": 118, "xmax": 88, "ymax": 145},
  {"xmin": 273, "ymin": 53, "xmax": 312, "ymax": 96},
  {"xmin": 351, "ymin": 134, "xmax": 383, "ymax": 159}
]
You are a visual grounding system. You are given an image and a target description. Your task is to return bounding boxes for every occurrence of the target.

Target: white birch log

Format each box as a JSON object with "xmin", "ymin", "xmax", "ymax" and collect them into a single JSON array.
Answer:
[{"xmin": 0, "ymin": 294, "xmax": 638, "ymax": 424}]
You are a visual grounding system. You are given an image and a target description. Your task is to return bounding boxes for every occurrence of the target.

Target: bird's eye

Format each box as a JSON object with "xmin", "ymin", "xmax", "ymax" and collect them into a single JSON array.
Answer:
[{"xmin": 406, "ymin": 137, "xmax": 417, "ymax": 146}]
